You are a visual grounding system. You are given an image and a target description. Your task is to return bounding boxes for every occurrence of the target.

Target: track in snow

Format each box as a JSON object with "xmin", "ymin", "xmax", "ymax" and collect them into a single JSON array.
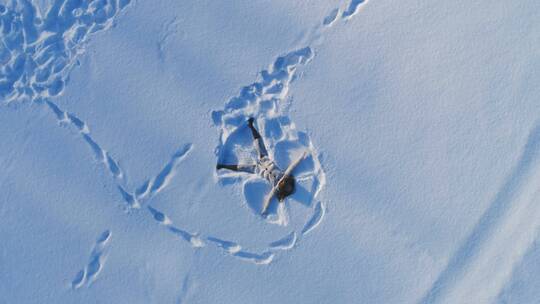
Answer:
[
  {"xmin": 71, "ymin": 230, "xmax": 112, "ymax": 289},
  {"xmin": 420, "ymin": 123, "xmax": 540, "ymax": 304}
]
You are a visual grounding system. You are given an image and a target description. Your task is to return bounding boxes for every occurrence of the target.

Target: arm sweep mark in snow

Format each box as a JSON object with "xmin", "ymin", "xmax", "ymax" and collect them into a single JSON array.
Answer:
[{"xmin": 213, "ymin": 46, "xmax": 325, "ymax": 223}]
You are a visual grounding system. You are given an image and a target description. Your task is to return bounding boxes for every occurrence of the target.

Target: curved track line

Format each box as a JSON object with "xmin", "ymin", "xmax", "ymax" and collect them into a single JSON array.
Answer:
[{"xmin": 420, "ymin": 123, "xmax": 540, "ymax": 304}]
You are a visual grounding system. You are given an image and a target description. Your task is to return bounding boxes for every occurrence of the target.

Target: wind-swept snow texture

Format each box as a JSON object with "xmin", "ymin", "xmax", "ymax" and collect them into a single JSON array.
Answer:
[{"xmin": 2, "ymin": 0, "xmax": 540, "ymax": 303}]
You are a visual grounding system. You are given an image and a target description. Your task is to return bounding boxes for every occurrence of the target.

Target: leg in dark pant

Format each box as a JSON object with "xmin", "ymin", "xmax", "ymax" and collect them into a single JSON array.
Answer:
[
  {"xmin": 248, "ymin": 117, "xmax": 268, "ymax": 159},
  {"xmin": 216, "ymin": 163, "xmax": 256, "ymax": 173}
]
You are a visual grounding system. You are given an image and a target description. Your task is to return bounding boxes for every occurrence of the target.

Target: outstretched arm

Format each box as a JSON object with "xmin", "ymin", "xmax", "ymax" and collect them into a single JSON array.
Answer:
[
  {"xmin": 261, "ymin": 186, "xmax": 277, "ymax": 217},
  {"xmin": 261, "ymin": 151, "xmax": 308, "ymax": 215},
  {"xmin": 283, "ymin": 151, "xmax": 308, "ymax": 177}
]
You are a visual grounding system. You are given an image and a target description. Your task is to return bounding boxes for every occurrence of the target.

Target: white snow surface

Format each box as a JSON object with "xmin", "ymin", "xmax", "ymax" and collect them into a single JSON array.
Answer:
[{"xmin": 1, "ymin": 0, "xmax": 540, "ymax": 303}]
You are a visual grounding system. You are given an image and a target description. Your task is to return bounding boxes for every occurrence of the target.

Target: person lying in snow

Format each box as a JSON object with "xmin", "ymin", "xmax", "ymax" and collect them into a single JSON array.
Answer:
[{"xmin": 217, "ymin": 117, "xmax": 306, "ymax": 216}]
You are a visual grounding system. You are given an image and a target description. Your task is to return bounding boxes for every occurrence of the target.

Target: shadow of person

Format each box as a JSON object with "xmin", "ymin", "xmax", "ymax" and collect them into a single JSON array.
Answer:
[{"xmin": 289, "ymin": 184, "xmax": 314, "ymax": 208}]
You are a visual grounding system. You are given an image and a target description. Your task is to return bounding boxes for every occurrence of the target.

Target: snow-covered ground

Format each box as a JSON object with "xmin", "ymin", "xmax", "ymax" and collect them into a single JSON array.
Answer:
[{"xmin": 1, "ymin": 0, "xmax": 540, "ymax": 303}]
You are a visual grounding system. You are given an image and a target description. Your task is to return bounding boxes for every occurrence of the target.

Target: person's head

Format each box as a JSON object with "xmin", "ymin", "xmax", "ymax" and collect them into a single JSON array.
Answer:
[{"xmin": 277, "ymin": 175, "xmax": 296, "ymax": 201}]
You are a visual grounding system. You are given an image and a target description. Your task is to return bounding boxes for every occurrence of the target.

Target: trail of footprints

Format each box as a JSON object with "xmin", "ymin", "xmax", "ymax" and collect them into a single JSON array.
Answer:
[
  {"xmin": 145, "ymin": 204, "xmax": 314, "ymax": 265},
  {"xmin": 118, "ymin": 143, "xmax": 193, "ymax": 209},
  {"xmin": 71, "ymin": 230, "xmax": 112, "ymax": 289},
  {"xmin": 0, "ymin": 0, "xmax": 132, "ymax": 104},
  {"xmin": 2, "ymin": 0, "xmax": 366, "ymax": 272},
  {"xmin": 342, "ymin": 0, "xmax": 369, "ymax": 20},
  {"xmin": 43, "ymin": 95, "xmax": 297, "ymax": 265},
  {"xmin": 324, "ymin": 0, "xmax": 369, "ymax": 26},
  {"xmin": 144, "ymin": 206, "xmax": 325, "ymax": 265}
]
